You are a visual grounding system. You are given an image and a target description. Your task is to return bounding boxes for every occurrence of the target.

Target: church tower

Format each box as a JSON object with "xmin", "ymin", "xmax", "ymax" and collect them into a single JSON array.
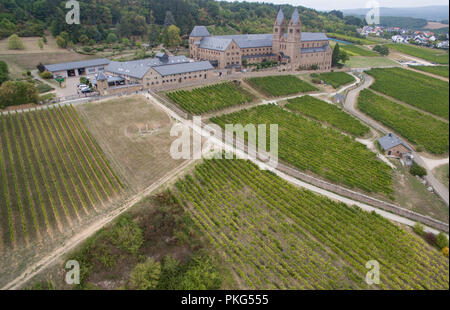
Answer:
[
  {"xmin": 286, "ymin": 8, "xmax": 302, "ymax": 62},
  {"xmin": 272, "ymin": 9, "xmax": 286, "ymax": 57}
]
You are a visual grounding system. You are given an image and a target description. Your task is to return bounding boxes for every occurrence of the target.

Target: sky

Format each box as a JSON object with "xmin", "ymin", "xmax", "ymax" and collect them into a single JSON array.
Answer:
[{"xmin": 222, "ymin": 0, "xmax": 449, "ymax": 11}]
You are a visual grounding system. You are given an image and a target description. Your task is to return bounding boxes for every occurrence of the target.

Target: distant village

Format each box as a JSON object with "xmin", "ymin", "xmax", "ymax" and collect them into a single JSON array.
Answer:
[{"xmin": 358, "ymin": 25, "xmax": 449, "ymax": 49}]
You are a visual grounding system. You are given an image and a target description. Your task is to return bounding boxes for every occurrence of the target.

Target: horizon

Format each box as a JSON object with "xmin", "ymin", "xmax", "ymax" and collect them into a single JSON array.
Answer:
[{"xmin": 221, "ymin": 0, "xmax": 449, "ymax": 11}]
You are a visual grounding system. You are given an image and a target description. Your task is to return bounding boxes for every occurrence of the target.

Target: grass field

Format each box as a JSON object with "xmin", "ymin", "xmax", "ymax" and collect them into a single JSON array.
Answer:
[
  {"xmin": 245, "ymin": 75, "xmax": 318, "ymax": 97},
  {"xmin": 358, "ymin": 90, "xmax": 449, "ymax": 154},
  {"xmin": 286, "ymin": 96, "xmax": 370, "ymax": 137},
  {"xmin": 76, "ymin": 95, "xmax": 187, "ymax": 191},
  {"xmin": 366, "ymin": 67, "xmax": 449, "ymax": 120},
  {"xmin": 327, "ymin": 33, "xmax": 378, "ymax": 45},
  {"xmin": 0, "ymin": 106, "xmax": 124, "ymax": 250},
  {"xmin": 173, "ymin": 158, "xmax": 449, "ymax": 289},
  {"xmin": 311, "ymin": 72, "xmax": 355, "ymax": 88},
  {"xmin": 345, "ymin": 56, "xmax": 400, "ymax": 68},
  {"xmin": 166, "ymin": 82, "xmax": 255, "ymax": 114},
  {"xmin": 433, "ymin": 164, "xmax": 449, "ymax": 189},
  {"xmin": 386, "ymin": 43, "xmax": 449, "ymax": 64},
  {"xmin": 410, "ymin": 65, "xmax": 449, "ymax": 78},
  {"xmin": 330, "ymin": 41, "xmax": 378, "ymax": 56},
  {"xmin": 211, "ymin": 104, "xmax": 393, "ymax": 195}
]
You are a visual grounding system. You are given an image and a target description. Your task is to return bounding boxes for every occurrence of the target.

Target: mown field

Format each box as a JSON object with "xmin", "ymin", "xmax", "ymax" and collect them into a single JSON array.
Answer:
[
  {"xmin": 286, "ymin": 96, "xmax": 370, "ymax": 137},
  {"xmin": 211, "ymin": 104, "xmax": 393, "ymax": 195},
  {"xmin": 166, "ymin": 82, "xmax": 255, "ymax": 114},
  {"xmin": 311, "ymin": 72, "xmax": 355, "ymax": 88},
  {"xmin": 386, "ymin": 43, "xmax": 449, "ymax": 64},
  {"xmin": 245, "ymin": 75, "xmax": 318, "ymax": 97},
  {"xmin": 366, "ymin": 67, "xmax": 449, "ymax": 119},
  {"xmin": 411, "ymin": 65, "xmax": 449, "ymax": 78},
  {"xmin": 174, "ymin": 158, "xmax": 449, "ymax": 289},
  {"xmin": 358, "ymin": 90, "xmax": 449, "ymax": 154},
  {"xmin": 330, "ymin": 42, "xmax": 379, "ymax": 57},
  {"xmin": 0, "ymin": 106, "xmax": 124, "ymax": 251},
  {"xmin": 346, "ymin": 56, "xmax": 400, "ymax": 68}
]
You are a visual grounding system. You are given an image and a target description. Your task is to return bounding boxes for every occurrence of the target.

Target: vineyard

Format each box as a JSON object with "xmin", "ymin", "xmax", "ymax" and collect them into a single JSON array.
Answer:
[
  {"xmin": 211, "ymin": 105, "xmax": 393, "ymax": 195},
  {"xmin": 366, "ymin": 67, "xmax": 449, "ymax": 119},
  {"xmin": 327, "ymin": 33, "xmax": 378, "ymax": 45},
  {"xmin": 166, "ymin": 82, "xmax": 255, "ymax": 114},
  {"xmin": 286, "ymin": 96, "xmax": 370, "ymax": 137},
  {"xmin": 358, "ymin": 90, "xmax": 449, "ymax": 154},
  {"xmin": 0, "ymin": 106, "xmax": 124, "ymax": 250},
  {"xmin": 174, "ymin": 158, "xmax": 449, "ymax": 289},
  {"xmin": 386, "ymin": 43, "xmax": 449, "ymax": 64},
  {"xmin": 339, "ymin": 44, "xmax": 379, "ymax": 57},
  {"xmin": 245, "ymin": 75, "xmax": 318, "ymax": 97},
  {"xmin": 311, "ymin": 72, "xmax": 356, "ymax": 89},
  {"xmin": 410, "ymin": 65, "xmax": 449, "ymax": 78}
]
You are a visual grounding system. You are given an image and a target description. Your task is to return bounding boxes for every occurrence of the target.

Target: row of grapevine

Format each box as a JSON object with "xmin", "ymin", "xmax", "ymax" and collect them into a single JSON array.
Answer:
[
  {"xmin": 167, "ymin": 82, "xmax": 255, "ymax": 114},
  {"xmin": 366, "ymin": 67, "xmax": 449, "ymax": 119},
  {"xmin": 286, "ymin": 95, "xmax": 370, "ymax": 137},
  {"xmin": 211, "ymin": 104, "xmax": 393, "ymax": 195},
  {"xmin": 358, "ymin": 89, "xmax": 449, "ymax": 154},
  {"xmin": 245, "ymin": 75, "xmax": 318, "ymax": 97},
  {"xmin": 0, "ymin": 106, "xmax": 125, "ymax": 250},
  {"xmin": 173, "ymin": 158, "xmax": 449, "ymax": 289}
]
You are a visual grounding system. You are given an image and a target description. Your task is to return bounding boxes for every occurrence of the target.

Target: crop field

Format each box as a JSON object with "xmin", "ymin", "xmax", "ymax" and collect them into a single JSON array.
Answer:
[
  {"xmin": 286, "ymin": 96, "xmax": 370, "ymax": 137},
  {"xmin": 366, "ymin": 67, "xmax": 449, "ymax": 119},
  {"xmin": 245, "ymin": 75, "xmax": 318, "ymax": 97},
  {"xmin": 386, "ymin": 43, "xmax": 449, "ymax": 64},
  {"xmin": 166, "ymin": 82, "xmax": 255, "ymax": 114},
  {"xmin": 411, "ymin": 65, "xmax": 449, "ymax": 78},
  {"xmin": 358, "ymin": 90, "xmax": 449, "ymax": 154},
  {"xmin": 0, "ymin": 106, "xmax": 124, "ymax": 250},
  {"xmin": 311, "ymin": 72, "xmax": 355, "ymax": 88},
  {"xmin": 211, "ymin": 105, "xmax": 393, "ymax": 195},
  {"xmin": 174, "ymin": 158, "xmax": 449, "ymax": 289}
]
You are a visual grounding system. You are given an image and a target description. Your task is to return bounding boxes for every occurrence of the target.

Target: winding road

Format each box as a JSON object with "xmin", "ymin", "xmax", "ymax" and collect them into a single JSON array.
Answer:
[{"xmin": 344, "ymin": 73, "xmax": 449, "ymax": 206}]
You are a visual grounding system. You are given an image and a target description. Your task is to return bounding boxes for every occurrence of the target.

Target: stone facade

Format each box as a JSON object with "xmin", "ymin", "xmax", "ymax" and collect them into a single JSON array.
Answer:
[{"xmin": 190, "ymin": 9, "xmax": 332, "ymax": 70}]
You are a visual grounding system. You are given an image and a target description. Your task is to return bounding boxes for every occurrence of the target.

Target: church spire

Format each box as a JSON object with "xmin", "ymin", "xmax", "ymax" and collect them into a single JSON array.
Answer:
[
  {"xmin": 290, "ymin": 8, "xmax": 300, "ymax": 26},
  {"xmin": 276, "ymin": 8, "xmax": 284, "ymax": 25}
]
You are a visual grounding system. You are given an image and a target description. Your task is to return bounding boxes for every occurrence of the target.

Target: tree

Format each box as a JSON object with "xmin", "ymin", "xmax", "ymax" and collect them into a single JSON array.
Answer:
[
  {"xmin": 42, "ymin": 35, "xmax": 47, "ymax": 44},
  {"xmin": 79, "ymin": 34, "xmax": 89, "ymax": 44},
  {"xmin": 373, "ymin": 45, "xmax": 389, "ymax": 56},
  {"xmin": 8, "ymin": 34, "xmax": 25, "ymax": 50},
  {"xmin": 164, "ymin": 11, "xmax": 176, "ymax": 27},
  {"xmin": 167, "ymin": 25, "xmax": 182, "ymax": 47},
  {"xmin": 332, "ymin": 43, "xmax": 340, "ymax": 67},
  {"xmin": 38, "ymin": 39, "xmax": 44, "ymax": 50},
  {"xmin": 129, "ymin": 259, "xmax": 161, "ymax": 290},
  {"xmin": 207, "ymin": 2, "xmax": 220, "ymax": 18},
  {"xmin": 436, "ymin": 232, "xmax": 449, "ymax": 250},
  {"xmin": 0, "ymin": 60, "xmax": 9, "ymax": 85},
  {"xmin": 56, "ymin": 35, "xmax": 67, "ymax": 48},
  {"xmin": 410, "ymin": 162, "xmax": 427, "ymax": 177},
  {"xmin": 338, "ymin": 50, "xmax": 349, "ymax": 64},
  {"xmin": 106, "ymin": 33, "xmax": 118, "ymax": 44}
]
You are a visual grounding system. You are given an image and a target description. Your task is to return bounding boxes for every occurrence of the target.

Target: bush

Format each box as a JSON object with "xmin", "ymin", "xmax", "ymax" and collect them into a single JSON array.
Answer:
[
  {"xmin": 0, "ymin": 81, "xmax": 39, "ymax": 109},
  {"xmin": 413, "ymin": 222, "xmax": 425, "ymax": 236},
  {"xmin": 8, "ymin": 34, "xmax": 24, "ymax": 50},
  {"xmin": 110, "ymin": 215, "xmax": 144, "ymax": 255},
  {"xmin": 436, "ymin": 232, "xmax": 449, "ymax": 250},
  {"xmin": 443, "ymin": 247, "xmax": 449, "ymax": 257},
  {"xmin": 40, "ymin": 71, "xmax": 53, "ymax": 79},
  {"xmin": 410, "ymin": 162, "xmax": 427, "ymax": 177},
  {"xmin": 36, "ymin": 83, "xmax": 53, "ymax": 93},
  {"xmin": 129, "ymin": 259, "xmax": 161, "ymax": 290},
  {"xmin": 425, "ymin": 232, "xmax": 437, "ymax": 246}
]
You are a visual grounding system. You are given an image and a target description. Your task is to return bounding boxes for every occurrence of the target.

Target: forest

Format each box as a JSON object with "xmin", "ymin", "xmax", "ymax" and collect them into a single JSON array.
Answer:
[{"xmin": 0, "ymin": 0, "xmax": 359, "ymax": 45}]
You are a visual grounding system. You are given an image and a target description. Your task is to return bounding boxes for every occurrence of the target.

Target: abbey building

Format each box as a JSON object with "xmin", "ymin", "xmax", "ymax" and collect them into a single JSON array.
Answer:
[{"xmin": 189, "ymin": 9, "xmax": 332, "ymax": 71}]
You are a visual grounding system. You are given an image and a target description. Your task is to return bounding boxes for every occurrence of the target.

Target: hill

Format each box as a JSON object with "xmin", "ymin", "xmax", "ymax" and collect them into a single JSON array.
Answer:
[{"xmin": 342, "ymin": 5, "xmax": 449, "ymax": 21}]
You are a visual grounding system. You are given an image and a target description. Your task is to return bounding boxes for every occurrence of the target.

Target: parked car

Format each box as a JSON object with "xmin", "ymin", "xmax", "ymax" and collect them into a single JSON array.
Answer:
[
  {"xmin": 78, "ymin": 84, "xmax": 88, "ymax": 90},
  {"xmin": 81, "ymin": 87, "xmax": 93, "ymax": 94}
]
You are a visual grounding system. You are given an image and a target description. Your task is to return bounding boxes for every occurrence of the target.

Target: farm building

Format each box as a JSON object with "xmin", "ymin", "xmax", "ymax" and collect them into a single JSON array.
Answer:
[
  {"xmin": 44, "ymin": 58, "xmax": 110, "ymax": 78},
  {"xmin": 378, "ymin": 133, "xmax": 413, "ymax": 159}
]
